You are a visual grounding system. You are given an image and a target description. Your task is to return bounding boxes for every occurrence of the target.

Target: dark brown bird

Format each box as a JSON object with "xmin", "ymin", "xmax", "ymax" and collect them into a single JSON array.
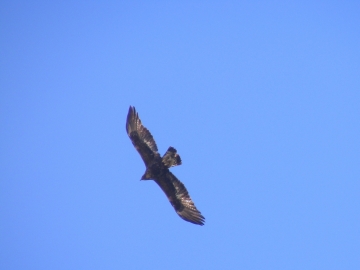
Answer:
[{"xmin": 126, "ymin": 106, "xmax": 205, "ymax": 225}]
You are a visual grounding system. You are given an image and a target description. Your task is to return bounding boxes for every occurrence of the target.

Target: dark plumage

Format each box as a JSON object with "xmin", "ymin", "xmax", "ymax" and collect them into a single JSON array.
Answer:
[{"xmin": 126, "ymin": 106, "xmax": 205, "ymax": 225}]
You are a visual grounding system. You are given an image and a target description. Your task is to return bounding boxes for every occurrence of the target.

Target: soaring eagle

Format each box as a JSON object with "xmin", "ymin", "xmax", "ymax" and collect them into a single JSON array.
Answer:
[{"xmin": 126, "ymin": 106, "xmax": 205, "ymax": 225}]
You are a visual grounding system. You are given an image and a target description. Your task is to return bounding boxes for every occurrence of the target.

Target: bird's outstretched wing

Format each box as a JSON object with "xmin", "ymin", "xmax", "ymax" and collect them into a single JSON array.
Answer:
[
  {"xmin": 156, "ymin": 171, "xmax": 205, "ymax": 225},
  {"xmin": 126, "ymin": 106, "xmax": 159, "ymax": 166}
]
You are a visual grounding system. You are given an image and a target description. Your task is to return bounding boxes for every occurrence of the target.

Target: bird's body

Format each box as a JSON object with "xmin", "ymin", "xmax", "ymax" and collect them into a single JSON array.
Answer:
[{"xmin": 126, "ymin": 106, "xmax": 205, "ymax": 225}]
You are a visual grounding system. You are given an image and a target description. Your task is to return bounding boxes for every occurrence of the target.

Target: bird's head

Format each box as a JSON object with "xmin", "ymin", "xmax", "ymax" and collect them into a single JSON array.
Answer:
[{"xmin": 141, "ymin": 170, "xmax": 152, "ymax": 180}]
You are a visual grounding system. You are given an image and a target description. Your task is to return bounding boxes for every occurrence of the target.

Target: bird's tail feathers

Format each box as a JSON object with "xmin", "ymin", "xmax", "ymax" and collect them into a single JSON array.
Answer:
[{"xmin": 162, "ymin": 147, "xmax": 182, "ymax": 168}]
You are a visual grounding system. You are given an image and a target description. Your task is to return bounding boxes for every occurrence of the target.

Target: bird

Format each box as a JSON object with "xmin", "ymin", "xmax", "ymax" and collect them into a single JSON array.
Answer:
[{"xmin": 126, "ymin": 106, "xmax": 205, "ymax": 225}]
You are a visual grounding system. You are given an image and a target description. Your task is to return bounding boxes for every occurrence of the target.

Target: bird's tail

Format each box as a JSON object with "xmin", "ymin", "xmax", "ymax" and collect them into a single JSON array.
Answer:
[{"xmin": 162, "ymin": 147, "xmax": 182, "ymax": 168}]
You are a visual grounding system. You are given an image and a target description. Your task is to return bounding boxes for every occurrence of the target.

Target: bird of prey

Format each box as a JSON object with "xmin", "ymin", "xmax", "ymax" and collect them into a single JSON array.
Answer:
[{"xmin": 126, "ymin": 106, "xmax": 205, "ymax": 225}]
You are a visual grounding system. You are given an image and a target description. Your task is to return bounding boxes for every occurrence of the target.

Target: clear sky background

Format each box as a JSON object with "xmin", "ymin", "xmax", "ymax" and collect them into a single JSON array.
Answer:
[{"xmin": 1, "ymin": 1, "xmax": 359, "ymax": 269}]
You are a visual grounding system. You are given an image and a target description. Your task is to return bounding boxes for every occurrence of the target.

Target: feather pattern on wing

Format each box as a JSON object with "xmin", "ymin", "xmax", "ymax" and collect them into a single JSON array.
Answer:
[
  {"xmin": 157, "ymin": 172, "xmax": 205, "ymax": 225},
  {"xmin": 126, "ymin": 106, "xmax": 159, "ymax": 166}
]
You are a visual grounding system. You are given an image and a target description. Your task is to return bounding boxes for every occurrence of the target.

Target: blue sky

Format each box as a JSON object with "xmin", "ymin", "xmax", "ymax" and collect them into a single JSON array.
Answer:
[{"xmin": 1, "ymin": 1, "xmax": 359, "ymax": 269}]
